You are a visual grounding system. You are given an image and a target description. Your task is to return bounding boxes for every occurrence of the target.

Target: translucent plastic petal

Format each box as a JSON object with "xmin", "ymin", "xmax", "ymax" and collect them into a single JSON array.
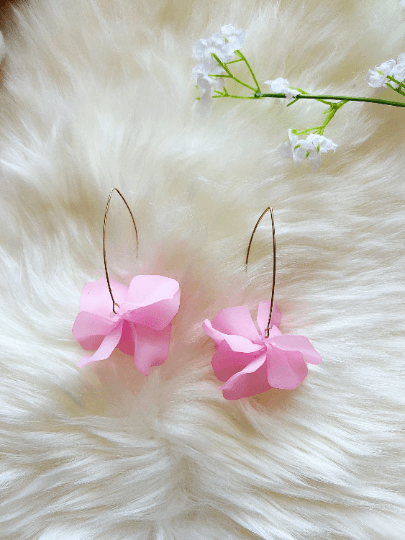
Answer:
[
  {"xmin": 133, "ymin": 323, "xmax": 172, "ymax": 376},
  {"xmin": 79, "ymin": 278, "xmax": 128, "ymax": 319},
  {"xmin": 257, "ymin": 301, "xmax": 282, "ymax": 335},
  {"xmin": 72, "ymin": 311, "xmax": 119, "ymax": 350},
  {"xmin": 219, "ymin": 353, "xmax": 270, "ymax": 400},
  {"xmin": 210, "ymin": 306, "xmax": 260, "ymax": 341},
  {"xmin": 211, "ymin": 339, "xmax": 264, "ymax": 382},
  {"xmin": 266, "ymin": 345, "xmax": 308, "ymax": 389},
  {"xmin": 117, "ymin": 320, "xmax": 135, "ymax": 356},
  {"xmin": 79, "ymin": 320, "xmax": 123, "ymax": 367},
  {"xmin": 270, "ymin": 334, "xmax": 322, "ymax": 364},
  {"xmin": 202, "ymin": 319, "xmax": 263, "ymax": 353},
  {"xmin": 119, "ymin": 275, "xmax": 180, "ymax": 330}
]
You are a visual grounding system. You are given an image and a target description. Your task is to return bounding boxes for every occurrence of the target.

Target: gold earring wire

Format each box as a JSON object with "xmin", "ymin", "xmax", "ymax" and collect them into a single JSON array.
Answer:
[
  {"xmin": 245, "ymin": 207, "xmax": 276, "ymax": 339},
  {"xmin": 103, "ymin": 188, "xmax": 139, "ymax": 314}
]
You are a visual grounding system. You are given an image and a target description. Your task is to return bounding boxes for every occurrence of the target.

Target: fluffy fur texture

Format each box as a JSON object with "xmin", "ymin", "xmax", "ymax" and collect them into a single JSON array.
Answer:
[{"xmin": 0, "ymin": 0, "xmax": 404, "ymax": 538}]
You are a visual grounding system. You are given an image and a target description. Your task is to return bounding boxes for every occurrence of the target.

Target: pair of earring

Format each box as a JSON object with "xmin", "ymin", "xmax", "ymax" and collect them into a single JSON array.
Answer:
[{"xmin": 72, "ymin": 188, "xmax": 321, "ymax": 400}]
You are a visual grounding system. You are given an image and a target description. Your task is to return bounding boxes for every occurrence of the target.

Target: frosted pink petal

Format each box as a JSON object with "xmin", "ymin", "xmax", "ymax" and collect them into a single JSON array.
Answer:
[
  {"xmin": 257, "ymin": 301, "xmax": 282, "ymax": 334},
  {"xmin": 270, "ymin": 335, "xmax": 322, "ymax": 364},
  {"xmin": 133, "ymin": 323, "xmax": 172, "ymax": 376},
  {"xmin": 202, "ymin": 319, "xmax": 264, "ymax": 353},
  {"xmin": 219, "ymin": 353, "xmax": 270, "ymax": 400},
  {"xmin": 72, "ymin": 311, "xmax": 119, "ymax": 350},
  {"xmin": 79, "ymin": 320, "xmax": 124, "ymax": 367},
  {"xmin": 117, "ymin": 320, "xmax": 135, "ymax": 356},
  {"xmin": 267, "ymin": 325, "xmax": 282, "ymax": 338},
  {"xmin": 211, "ymin": 339, "xmax": 264, "ymax": 382},
  {"xmin": 266, "ymin": 345, "xmax": 308, "ymax": 389},
  {"xmin": 210, "ymin": 306, "xmax": 260, "ymax": 341},
  {"xmin": 119, "ymin": 275, "xmax": 180, "ymax": 330},
  {"xmin": 79, "ymin": 278, "xmax": 128, "ymax": 319}
]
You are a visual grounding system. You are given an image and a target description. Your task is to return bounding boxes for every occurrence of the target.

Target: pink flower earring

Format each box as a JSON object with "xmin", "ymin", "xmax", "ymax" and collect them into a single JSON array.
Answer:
[
  {"xmin": 72, "ymin": 188, "xmax": 181, "ymax": 374},
  {"xmin": 202, "ymin": 207, "xmax": 321, "ymax": 400}
]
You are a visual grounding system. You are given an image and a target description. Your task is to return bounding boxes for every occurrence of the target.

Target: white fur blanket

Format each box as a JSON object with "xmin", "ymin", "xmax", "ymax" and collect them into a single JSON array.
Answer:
[{"xmin": 0, "ymin": 0, "xmax": 404, "ymax": 538}]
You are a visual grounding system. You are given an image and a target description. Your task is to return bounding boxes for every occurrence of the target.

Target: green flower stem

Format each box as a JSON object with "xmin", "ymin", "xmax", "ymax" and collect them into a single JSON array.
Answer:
[
  {"xmin": 386, "ymin": 76, "xmax": 405, "ymax": 97},
  {"xmin": 226, "ymin": 59, "xmax": 244, "ymax": 65},
  {"xmin": 386, "ymin": 84, "xmax": 405, "ymax": 96},
  {"xmin": 295, "ymin": 127, "xmax": 323, "ymax": 135},
  {"xmin": 213, "ymin": 94, "xmax": 257, "ymax": 99},
  {"xmin": 320, "ymin": 100, "xmax": 347, "ymax": 134},
  {"xmin": 212, "ymin": 53, "xmax": 257, "ymax": 92},
  {"xmin": 234, "ymin": 50, "xmax": 261, "ymax": 93},
  {"xmin": 254, "ymin": 93, "xmax": 405, "ymax": 108},
  {"xmin": 288, "ymin": 87, "xmax": 332, "ymax": 106}
]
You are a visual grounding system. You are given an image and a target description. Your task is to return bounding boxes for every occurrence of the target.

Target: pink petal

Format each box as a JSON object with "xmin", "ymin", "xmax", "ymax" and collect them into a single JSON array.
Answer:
[
  {"xmin": 202, "ymin": 319, "xmax": 264, "ymax": 353},
  {"xmin": 117, "ymin": 320, "xmax": 135, "ymax": 356},
  {"xmin": 266, "ymin": 345, "xmax": 308, "ymax": 389},
  {"xmin": 269, "ymin": 335, "xmax": 322, "ymax": 365},
  {"xmin": 210, "ymin": 306, "xmax": 261, "ymax": 342},
  {"xmin": 79, "ymin": 278, "xmax": 128, "ymax": 319},
  {"xmin": 211, "ymin": 339, "xmax": 264, "ymax": 382},
  {"xmin": 257, "ymin": 301, "xmax": 282, "ymax": 335},
  {"xmin": 72, "ymin": 311, "xmax": 119, "ymax": 350},
  {"xmin": 268, "ymin": 325, "xmax": 282, "ymax": 338},
  {"xmin": 133, "ymin": 323, "xmax": 172, "ymax": 376},
  {"xmin": 79, "ymin": 320, "xmax": 124, "ymax": 367},
  {"xmin": 119, "ymin": 275, "xmax": 181, "ymax": 330},
  {"xmin": 218, "ymin": 353, "xmax": 270, "ymax": 400}
]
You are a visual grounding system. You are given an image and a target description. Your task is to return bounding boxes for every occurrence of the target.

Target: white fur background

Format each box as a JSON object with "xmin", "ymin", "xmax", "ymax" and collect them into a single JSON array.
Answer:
[{"xmin": 0, "ymin": 0, "xmax": 404, "ymax": 538}]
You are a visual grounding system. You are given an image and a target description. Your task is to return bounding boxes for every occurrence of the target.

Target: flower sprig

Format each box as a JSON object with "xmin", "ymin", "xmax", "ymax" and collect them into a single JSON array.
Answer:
[{"xmin": 192, "ymin": 25, "xmax": 405, "ymax": 169}]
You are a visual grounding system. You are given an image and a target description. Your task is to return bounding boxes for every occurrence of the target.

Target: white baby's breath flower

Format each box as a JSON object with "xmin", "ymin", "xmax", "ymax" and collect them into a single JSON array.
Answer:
[
  {"xmin": 192, "ymin": 54, "xmax": 225, "ymax": 80},
  {"xmin": 389, "ymin": 53, "xmax": 405, "ymax": 89},
  {"xmin": 196, "ymin": 74, "xmax": 224, "ymax": 106},
  {"xmin": 280, "ymin": 129, "xmax": 337, "ymax": 170},
  {"xmin": 366, "ymin": 59, "xmax": 396, "ymax": 88},
  {"xmin": 366, "ymin": 53, "xmax": 405, "ymax": 89},
  {"xmin": 194, "ymin": 33, "xmax": 233, "ymax": 65},
  {"xmin": 192, "ymin": 25, "xmax": 246, "ymax": 107},
  {"xmin": 192, "ymin": 25, "xmax": 246, "ymax": 80},
  {"xmin": 192, "ymin": 33, "xmax": 229, "ymax": 106},
  {"xmin": 220, "ymin": 25, "xmax": 245, "ymax": 52},
  {"xmin": 264, "ymin": 78, "xmax": 299, "ymax": 104},
  {"xmin": 400, "ymin": 0, "xmax": 405, "ymax": 7}
]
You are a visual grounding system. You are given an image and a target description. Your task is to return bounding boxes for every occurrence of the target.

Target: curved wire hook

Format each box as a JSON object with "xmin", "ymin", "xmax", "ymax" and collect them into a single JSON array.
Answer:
[
  {"xmin": 103, "ymin": 188, "xmax": 139, "ymax": 314},
  {"xmin": 245, "ymin": 207, "xmax": 276, "ymax": 338}
]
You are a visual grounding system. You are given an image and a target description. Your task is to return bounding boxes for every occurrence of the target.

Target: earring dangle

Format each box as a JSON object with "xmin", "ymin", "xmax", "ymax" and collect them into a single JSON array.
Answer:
[
  {"xmin": 202, "ymin": 207, "xmax": 321, "ymax": 401},
  {"xmin": 72, "ymin": 188, "xmax": 181, "ymax": 374}
]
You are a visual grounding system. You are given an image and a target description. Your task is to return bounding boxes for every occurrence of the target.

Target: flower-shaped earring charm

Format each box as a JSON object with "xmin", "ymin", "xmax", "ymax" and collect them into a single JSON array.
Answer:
[
  {"xmin": 203, "ymin": 207, "xmax": 321, "ymax": 400},
  {"xmin": 72, "ymin": 188, "xmax": 180, "ymax": 374}
]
